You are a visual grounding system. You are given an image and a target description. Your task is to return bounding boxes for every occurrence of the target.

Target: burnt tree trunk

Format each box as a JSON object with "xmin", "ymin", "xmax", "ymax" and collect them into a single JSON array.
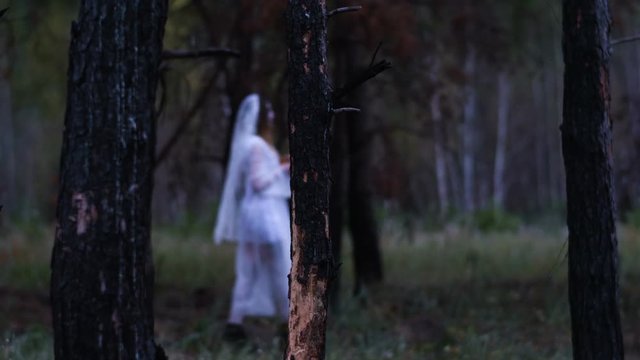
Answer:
[
  {"xmin": 50, "ymin": 1, "xmax": 168, "ymax": 359},
  {"xmin": 286, "ymin": 1, "xmax": 333, "ymax": 358},
  {"xmin": 561, "ymin": 0, "xmax": 624, "ymax": 358}
]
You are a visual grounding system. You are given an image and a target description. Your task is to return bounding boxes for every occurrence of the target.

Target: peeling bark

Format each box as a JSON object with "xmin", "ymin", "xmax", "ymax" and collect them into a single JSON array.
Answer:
[
  {"xmin": 50, "ymin": 1, "xmax": 168, "ymax": 358},
  {"xmin": 286, "ymin": 1, "xmax": 333, "ymax": 358},
  {"xmin": 561, "ymin": 0, "xmax": 624, "ymax": 358}
]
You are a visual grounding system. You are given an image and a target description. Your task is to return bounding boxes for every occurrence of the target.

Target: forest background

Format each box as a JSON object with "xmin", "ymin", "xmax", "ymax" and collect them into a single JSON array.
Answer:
[{"xmin": 2, "ymin": 0, "xmax": 640, "ymax": 358}]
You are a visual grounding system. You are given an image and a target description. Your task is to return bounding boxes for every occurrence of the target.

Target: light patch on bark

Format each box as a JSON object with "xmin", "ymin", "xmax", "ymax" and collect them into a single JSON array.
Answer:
[
  {"xmin": 72, "ymin": 192, "xmax": 97, "ymax": 235},
  {"xmin": 112, "ymin": 309, "xmax": 121, "ymax": 334},
  {"xmin": 100, "ymin": 271, "xmax": 106, "ymax": 293},
  {"xmin": 303, "ymin": 31, "xmax": 311, "ymax": 57},
  {"xmin": 323, "ymin": 211, "xmax": 329, "ymax": 239},
  {"xmin": 288, "ymin": 264, "xmax": 328, "ymax": 360}
]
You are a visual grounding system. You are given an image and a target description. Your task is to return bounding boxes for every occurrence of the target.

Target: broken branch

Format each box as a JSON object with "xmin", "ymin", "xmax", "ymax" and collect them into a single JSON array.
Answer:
[
  {"xmin": 327, "ymin": 6, "xmax": 362, "ymax": 18},
  {"xmin": 333, "ymin": 107, "xmax": 361, "ymax": 114},
  {"xmin": 612, "ymin": 34, "xmax": 640, "ymax": 46},
  {"xmin": 333, "ymin": 59, "xmax": 392, "ymax": 101}
]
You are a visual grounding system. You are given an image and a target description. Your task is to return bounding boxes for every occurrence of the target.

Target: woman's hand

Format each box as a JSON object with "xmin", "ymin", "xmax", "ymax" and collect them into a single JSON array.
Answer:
[{"xmin": 280, "ymin": 154, "xmax": 290, "ymax": 174}]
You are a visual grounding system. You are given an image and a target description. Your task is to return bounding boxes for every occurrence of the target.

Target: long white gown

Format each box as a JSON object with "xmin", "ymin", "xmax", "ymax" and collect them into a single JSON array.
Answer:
[{"xmin": 227, "ymin": 135, "xmax": 291, "ymax": 323}]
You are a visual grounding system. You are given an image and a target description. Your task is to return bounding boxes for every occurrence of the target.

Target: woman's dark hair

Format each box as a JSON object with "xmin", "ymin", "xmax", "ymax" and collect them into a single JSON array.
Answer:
[{"xmin": 257, "ymin": 99, "xmax": 275, "ymax": 134}]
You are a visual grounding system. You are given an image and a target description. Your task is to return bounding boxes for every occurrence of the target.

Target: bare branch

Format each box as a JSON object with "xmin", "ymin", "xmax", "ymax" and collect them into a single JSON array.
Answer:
[
  {"xmin": 333, "ymin": 107, "xmax": 361, "ymax": 114},
  {"xmin": 333, "ymin": 59, "xmax": 392, "ymax": 101},
  {"xmin": 369, "ymin": 42, "xmax": 383, "ymax": 68},
  {"xmin": 327, "ymin": 6, "xmax": 362, "ymax": 18},
  {"xmin": 154, "ymin": 66, "xmax": 223, "ymax": 169},
  {"xmin": 612, "ymin": 34, "xmax": 640, "ymax": 46},
  {"xmin": 162, "ymin": 47, "xmax": 240, "ymax": 61}
]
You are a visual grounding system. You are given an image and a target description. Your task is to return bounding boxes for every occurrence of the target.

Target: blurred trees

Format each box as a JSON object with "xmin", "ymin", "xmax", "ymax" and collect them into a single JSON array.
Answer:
[{"xmin": 1, "ymin": 0, "xmax": 640, "ymax": 230}]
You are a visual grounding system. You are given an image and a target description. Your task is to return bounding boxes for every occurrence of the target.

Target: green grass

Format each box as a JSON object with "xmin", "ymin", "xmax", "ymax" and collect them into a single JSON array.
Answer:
[{"xmin": 1, "ymin": 223, "xmax": 640, "ymax": 359}]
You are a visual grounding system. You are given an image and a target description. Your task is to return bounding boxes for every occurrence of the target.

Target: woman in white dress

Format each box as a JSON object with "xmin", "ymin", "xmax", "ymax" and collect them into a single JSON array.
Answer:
[{"xmin": 213, "ymin": 94, "xmax": 291, "ymax": 342}]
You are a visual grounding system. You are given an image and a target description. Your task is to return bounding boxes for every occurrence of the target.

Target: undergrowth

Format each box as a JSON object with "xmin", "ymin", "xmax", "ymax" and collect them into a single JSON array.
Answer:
[{"xmin": 1, "ymin": 223, "xmax": 639, "ymax": 359}]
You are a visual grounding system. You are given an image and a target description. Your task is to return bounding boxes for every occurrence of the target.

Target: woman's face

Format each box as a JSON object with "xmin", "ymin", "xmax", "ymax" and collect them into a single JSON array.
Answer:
[{"xmin": 260, "ymin": 102, "xmax": 276, "ymax": 137}]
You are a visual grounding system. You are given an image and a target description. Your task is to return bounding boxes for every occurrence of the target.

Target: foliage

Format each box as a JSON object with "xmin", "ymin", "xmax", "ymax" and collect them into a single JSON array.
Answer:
[
  {"xmin": 624, "ymin": 208, "xmax": 640, "ymax": 230},
  {"xmin": 469, "ymin": 209, "xmax": 521, "ymax": 233}
]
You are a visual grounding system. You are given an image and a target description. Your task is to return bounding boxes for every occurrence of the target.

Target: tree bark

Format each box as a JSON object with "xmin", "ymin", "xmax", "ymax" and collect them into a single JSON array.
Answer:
[
  {"xmin": 493, "ymin": 71, "xmax": 510, "ymax": 209},
  {"xmin": 561, "ymin": 0, "xmax": 624, "ymax": 358},
  {"xmin": 462, "ymin": 45, "xmax": 477, "ymax": 213},
  {"xmin": 626, "ymin": 45, "xmax": 640, "ymax": 210},
  {"xmin": 286, "ymin": 1, "xmax": 333, "ymax": 358},
  {"xmin": 50, "ymin": 1, "xmax": 168, "ymax": 359}
]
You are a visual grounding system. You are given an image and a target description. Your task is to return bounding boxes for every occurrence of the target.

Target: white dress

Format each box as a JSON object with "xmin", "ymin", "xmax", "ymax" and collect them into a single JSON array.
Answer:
[{"xmin": 228, "ymin": 135, "xmax": 291, "ymax": 323}]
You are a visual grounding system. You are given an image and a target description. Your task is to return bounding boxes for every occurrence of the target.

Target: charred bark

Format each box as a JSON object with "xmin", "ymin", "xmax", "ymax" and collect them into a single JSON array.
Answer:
[
  {"xmin": 286, "ymin": 1, "xmax": 333, "ymax": 358},
  {"xmin": 561, "ymin": 0, "xmax": 624, "ymax": 358},
  {"xmin": 50, "ymin": 1, "xmax": 168, "ymax": 359}
]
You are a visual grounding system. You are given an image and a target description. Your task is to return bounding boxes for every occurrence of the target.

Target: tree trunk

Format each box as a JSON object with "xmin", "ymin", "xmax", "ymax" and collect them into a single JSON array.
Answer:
[
  {"xmin": 462, "ymin": 45, "xmax": 477, "ymax": 213},
  {"xmin": 346, "ymin": 96, "xmax": 383, "ymax": 294},
  {"xmin": 431, "ymin": 91, "xmax": 449, "ymax": 217},
  {"xmin": 0, "ymin": 27, "xmax": 15, "ymax": 224},
  {"xmin": 628, "ymin": 45, "xmax": 640, "ymax": 209},
  {"xmin": 50, "ymin": 1, "xmax": 168, "ymax": 359},
  {"xmin": 286, "ymin": 1, "xmax": 333, "ymax": 358},
  {"xmin": 561, "ymin": 0, "xmax": 624, "ymax": 358},
  {"xmin": 329, "ymin": 112, "xmax": 346, "ymax": 310},
  {"xmin": 493, "ymin": 71, "xmax": 510, "ymax": 209},
  {"xmin": 328, "ymin": 39, "xmax": 347, "ymax": 310}
]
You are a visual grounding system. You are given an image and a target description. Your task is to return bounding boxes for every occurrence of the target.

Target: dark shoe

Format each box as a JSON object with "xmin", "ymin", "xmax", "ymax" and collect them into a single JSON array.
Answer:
[{"xmin": 223, "ymin": 323, "xmax": 248, "ymax": 344}]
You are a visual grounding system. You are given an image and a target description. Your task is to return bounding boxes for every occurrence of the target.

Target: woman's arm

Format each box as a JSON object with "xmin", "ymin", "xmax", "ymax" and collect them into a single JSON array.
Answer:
[{"xmin": 248, "ymin": 143, "xmax": 288, "ymax": 192}]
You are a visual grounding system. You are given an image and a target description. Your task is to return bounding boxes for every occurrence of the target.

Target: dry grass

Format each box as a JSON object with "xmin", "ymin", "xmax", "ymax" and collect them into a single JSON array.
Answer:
[{"xmin": 1, "ymin": 223, "xmax": 639, "ymax": 359}]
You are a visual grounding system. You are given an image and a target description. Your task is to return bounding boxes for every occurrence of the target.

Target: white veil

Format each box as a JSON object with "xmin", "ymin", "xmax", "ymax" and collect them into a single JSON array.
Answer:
[{"xmin": 213, "ymin": 94, "xmax": 261, "ymax": 244}]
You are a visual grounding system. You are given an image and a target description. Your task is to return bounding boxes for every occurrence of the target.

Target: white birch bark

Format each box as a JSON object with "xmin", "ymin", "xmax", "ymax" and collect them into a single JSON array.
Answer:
[
  {"xmin": 431, "ymin": 91, "xmax": 449, "ymax": 216},
  {"xmin": 462, "ymin": 46, "xmax": 477, "ymax": 213},
  {"xmin": 493, "ymin": 71, "xmax": 510, "ymax": 209}
]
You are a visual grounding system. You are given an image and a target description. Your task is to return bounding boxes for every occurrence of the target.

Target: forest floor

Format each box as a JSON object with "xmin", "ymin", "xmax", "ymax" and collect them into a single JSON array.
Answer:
[{"xmin": 1, "ymin": 223, "xmax": 640, "ymax": 359}]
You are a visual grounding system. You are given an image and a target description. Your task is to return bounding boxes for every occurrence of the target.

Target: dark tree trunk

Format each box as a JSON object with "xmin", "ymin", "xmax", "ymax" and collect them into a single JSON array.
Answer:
[
  {"xmin": 561, "ymin": 0, "xmax": 624, "ymax": 358},
  {"xmin": 330, "ymin": 13, "xmax": 383, "ymax": 300},
  {"xmin": 286, "ymin": 1, "xmax": 333, "ymax": 358},
  {"xmin": 329, "ymin": 101, "xmax": 346, "ymax": 310},
  {"xmin": 50, "ymin": 1, "xmax": 168, "ymax": 359},
  {"xmin": 345, "ymin": 91, "xmax": 383, "ymax": 294}
]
